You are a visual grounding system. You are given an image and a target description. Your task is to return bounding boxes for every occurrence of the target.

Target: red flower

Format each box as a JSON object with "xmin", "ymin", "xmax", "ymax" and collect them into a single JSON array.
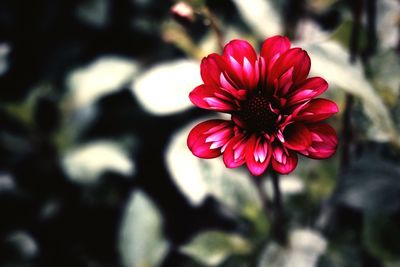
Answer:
[{"xmin": 187, "ymin": 36, "xmax": 338, "ymax": 176}]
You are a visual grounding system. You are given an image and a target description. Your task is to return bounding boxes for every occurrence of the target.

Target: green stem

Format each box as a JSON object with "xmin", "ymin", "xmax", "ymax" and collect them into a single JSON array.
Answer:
[
  {"xmin": 340, "ymin": 0, "xmax": 363, "ymax": 171},
  {"xmin": 253, "ymin": 174, "xmax": 272, "ymax": 216},
  {"xmin": 271, "ymin": 171, "xmax": 287, "ymax": 244},
  {"xmin": 202, "ymin": 6, "xmax": 224, "ymax": 52}
]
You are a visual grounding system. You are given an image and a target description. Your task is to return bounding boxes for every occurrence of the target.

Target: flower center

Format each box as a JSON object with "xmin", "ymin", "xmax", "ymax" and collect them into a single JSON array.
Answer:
[{"xmin": 240, "ymin": 93, "xmax": 278, "ymax": 132}]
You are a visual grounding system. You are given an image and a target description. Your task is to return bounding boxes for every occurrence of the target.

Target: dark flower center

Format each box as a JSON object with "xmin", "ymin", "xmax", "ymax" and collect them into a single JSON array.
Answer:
[{"xmin": 240, "ymin": 93, "xmax": 278, "ymax": 132}]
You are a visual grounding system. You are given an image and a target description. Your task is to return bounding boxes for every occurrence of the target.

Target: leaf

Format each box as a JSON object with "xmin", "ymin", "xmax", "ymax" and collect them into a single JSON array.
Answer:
[
  {"xmin": 131, "ymin": 60, "xmax": 201, "ymax": 115},
  {"xmin": 393, "ymin": 101, "xmax": 400, "ymax": 134},
  {"xmin": 119, "ymin": 191, "xmax": 168, "ymax": 267},
  {"xmin": 284, "ymin": 229, "xmax": 327, "ymax": 267},
  {"xmin": 62, "ymin": 140, "xmax": 135, "ymax": 184},
  {"xmin": 376, "ymin": 0, "xmax": 400, "ymax": 49},
  {"xmin": 0, "ymin": 173, "xmax": 15, "ymax": 192},
  {"xmin": 0, "ymin": 42, "xmax": 10, "ymax": 76},
  {"xmin": 370, "ymin": 49, "xmax": 400, "ymax": 100},
  {"xmin": 294, "ymin": 19, "xmax": 331, "ymax": 43},
  {"xmin": 4, "ymin": 231, "xmax": 38, "ymax": 261},
  {"xmin": 363, "ymin": 214, "xmax": 400, "ymax": 262},
  {"xmin": 66, "ymin": 56, "xmax": 139, "ymax": 109},
  {"xmin": 257, "ymin": 242, "xmax": 288, "ymax": 267},
  {"xmin": 180, "ymin": 231, "xmax": 251, "ymax": 266},
  {"xmin": 231, "ymin": 0, "xmax": 283, "ymax": 38},
  {"xmin": 330, "ymin": 20, "xmax": 368, "ymax": 52},
  {"xmin": 318, "ymin": 242, "xmax": 365, "ymax": 267},
  {"xmin": 258, "ymin": 229, "xmax": 327, "ymax": 267},
  {"xmin": 300, "ymin": 40, "xmax": 399, "ymax": 144},
  {"xmin": 334, "ymin": 142, "xmax": 400, "ymax": 213},
  {"xmin": 76, "ymin": 0, "xmax": 109, "ymax": 28},
  {"xmin": 264, "ymin": 175, "xmax": 305, "ymax": 197},
  {"xmin": 166, "ymin": 119, "xmax": 263, "ymax": 221},
  {"xmin": 385, "ymin": 261, "xmax": 400, "ymax": 267}
]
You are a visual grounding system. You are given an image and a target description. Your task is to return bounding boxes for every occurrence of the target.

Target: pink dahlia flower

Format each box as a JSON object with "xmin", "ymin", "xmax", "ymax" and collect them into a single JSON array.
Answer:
[{"xmin": 187, "ymin": 36, "xmax": 338, "ymax": 176}]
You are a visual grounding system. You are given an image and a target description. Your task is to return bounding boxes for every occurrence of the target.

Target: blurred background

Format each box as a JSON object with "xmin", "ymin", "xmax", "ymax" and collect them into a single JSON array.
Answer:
[{"xmin": 0, "ymin": 0, "xmax": 400, "ymax": 266}]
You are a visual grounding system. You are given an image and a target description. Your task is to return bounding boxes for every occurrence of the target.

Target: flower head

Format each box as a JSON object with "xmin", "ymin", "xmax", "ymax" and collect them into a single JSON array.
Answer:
[{"xmin": 187, "ymin": 36, "xmax": 338, "ymax": 176}]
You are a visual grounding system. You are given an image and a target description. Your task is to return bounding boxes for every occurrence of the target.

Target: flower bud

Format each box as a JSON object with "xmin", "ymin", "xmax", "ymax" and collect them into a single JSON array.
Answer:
[{"xmin": 170, "ymin": 2, "xmax": 195, "ymax": 23}]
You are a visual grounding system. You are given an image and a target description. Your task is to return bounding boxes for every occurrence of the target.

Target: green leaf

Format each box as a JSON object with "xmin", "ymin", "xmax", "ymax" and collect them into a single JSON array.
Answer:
[
  {"xmin": 232, "ymin": 0, "xmax": 282, "ymax": 38},
  {"xmin": 363, "ymin": 214, "xmax": 400, "ymax": 262},
  {"xmin": 370, "ymin": 49, "xmax": 400, "ymax": 106},
  {"xmin": 330, "ymin": 20, "xmax": 368, "ymax": 52},
  {"xmin": 376, "ymin": 0, "xmax": 400, "ymax": 49},
  {"xmin": 66, "ymin": 56, "xmax": 139, "ymax": 109},
  {"xmin": 258, "ymin": 229, "xmax": 327, "ymax": 267},
  {"xmin": 334, "ymin": 142, "xmax": 400, "ymax": 213},
  {"xmin": 180, "ymin": 231, "xmax": 251, "ymax": 266},
  {"xmin": 131, "ymin": 60, "xmax": 200, "ymax": 115},
  {"xmin": 258, "ymin": 242, "xmax": 288, "ymax": 267},
  {"xmin": 319, "ymin": 243, "xmax": 364, "ymax": 267},
  {"xmin": 119, "ymin": 191, "xmax": 168, "ymax": 267},
  {"xmin": 62, "ymin": 140, "xmax": 134, "ymax": 184}
]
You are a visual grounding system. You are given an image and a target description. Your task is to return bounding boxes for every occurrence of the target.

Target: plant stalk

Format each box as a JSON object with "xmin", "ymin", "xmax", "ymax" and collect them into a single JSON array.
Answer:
[
  {"xmin": 253, "ymin": 174, "xmax": 272, "ymax": 216},
  {"xmin": 271, "ymin": 171, "xmax": 287, "ymax": 244},
  {"xmin": 202, "ymin": 6, "xmax": 224, "ymax": 52},
  {"xmin": 340, "ymin": 0, "xmax": 364, "ymax": 171}
]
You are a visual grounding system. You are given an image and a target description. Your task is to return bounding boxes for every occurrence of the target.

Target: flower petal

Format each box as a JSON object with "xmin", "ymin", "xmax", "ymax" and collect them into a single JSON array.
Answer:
[
  {"xmin": 282, "ymin": 122, "xmax": 312, "ymax": 151},
  {"xmin": 301, "ymin": 124, "xmax": 338, "ymax": 159},
  {"xmin": 245, "ymin": 135, "xmax": 271, "ymax": 176},
  {"xmin": 260, "ymin": 35, "xmax": 291, "ymax": 72},
  {"xmin": 287, "ymin": 77, "xmax": 329, "ymax": 106},
  {"xmin": 271, "ymin": 143, "xmax": 298, "ymax": 174},
  {"xmin": 273, "ymin": 67, "xmax": 294, "ymax": 97},
  {"xmin": 187, "ymin": 120, "xmax": 234, "ymax": 158},
  {"xmin": 223, "ymin": 39, "xmax": 258, "ymax": 64},
  {"xmin": 200, "ymin": 53, "xmax": 227, "ymax": 86},
  {"xmin": 189, "ymin": 84, "xmax": 237, "ymax": 112},
  {"xmin": 268, "ymin": 48, "xmax": 311, "ymax": 89},
  {"xmin": 223, "ymin": 40, "xmax": 259, "ymax": 90},
  {"xmin": 295, "ymin": 98, "xmax": 339, "ymax": 122},
  {"xmin": 223, "ymin": 133, "xmax": 248, "ymax": 168}
]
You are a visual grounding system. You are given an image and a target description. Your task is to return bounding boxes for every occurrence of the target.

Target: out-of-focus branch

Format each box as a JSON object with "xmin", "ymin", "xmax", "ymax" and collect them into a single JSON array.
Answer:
[
  {"xmin": 316, "ymin": 0, "xmax": 365, "ymax": 239},
  {"xmin": 340, "ymin": 93, "xmax": 354, "ymax": 170},
  {"xmin": 397, "ymin": 16, "xmax": 400, "ymax": 53},
  {"xmin": 340, "ymin": 0, "xmax": 364, "ymax": 171},
  {"xmin": 349, "ymin": 0, "xmax": 364, "ymax": 63},
  {"xmin": 283, "ymin": 0, "xmax": 305, "ymax": 40},
  {"xmin": 364, "ymin": 0, "xmax": 377, "ymax": 59},
  {"xmin": 167, "ymin": 2, "xmax": 225, "ymax": 58},
  {"xmin": 201, "ymin": 6, "xmax": 225, "ymax": 52}
]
